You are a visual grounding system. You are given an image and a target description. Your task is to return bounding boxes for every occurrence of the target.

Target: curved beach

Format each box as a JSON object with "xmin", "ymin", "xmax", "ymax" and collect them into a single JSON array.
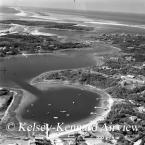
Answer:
[{"xmin": 29, "ymin": 72, "xmax": 114, "ymax": 139}]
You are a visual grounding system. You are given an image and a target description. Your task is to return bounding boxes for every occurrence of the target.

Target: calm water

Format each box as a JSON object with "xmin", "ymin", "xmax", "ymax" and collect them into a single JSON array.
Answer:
[
  {"xmin": 0, "ymin": 6, "xmax": 104, "ymax": 124},
  {"xmin": 2, "ymin": 6, "xmax": 144, "ymax": 125},
  {"xmin": 21, "ymin": 85, "xmax": 101, "ymax": 125},
  {"xmin": 0, "ymin": 53, "xmax": 96, "ymax": 87},
  {"xmin": 0, "ymin": 52, "xmax": 101, "ymax": 125}
]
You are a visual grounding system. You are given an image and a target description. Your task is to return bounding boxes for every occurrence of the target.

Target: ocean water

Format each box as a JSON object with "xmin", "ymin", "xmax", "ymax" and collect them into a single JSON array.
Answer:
[
  {"xmin": 0, "ymin": 6, "xmax": 144, "ymax": 125},
  {"xmin": 1, "ymin": 6, "xmax": 145, "ymax": 36},
  {"xmin": 18, "ymin": 7, "xmax": 145, "ymax": 27}
]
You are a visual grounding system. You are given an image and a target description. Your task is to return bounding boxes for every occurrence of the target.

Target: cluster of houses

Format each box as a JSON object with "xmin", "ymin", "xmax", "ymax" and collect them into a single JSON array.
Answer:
[{"xmin": 120, "ymin": 74, "xmax": 145, "ymax": 89}]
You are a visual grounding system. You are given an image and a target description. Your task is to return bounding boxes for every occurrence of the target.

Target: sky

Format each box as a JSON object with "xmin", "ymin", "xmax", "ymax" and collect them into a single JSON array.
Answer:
[{"xmin": 0, "ymin": 0, "xmax": 145, "ymax": 14}]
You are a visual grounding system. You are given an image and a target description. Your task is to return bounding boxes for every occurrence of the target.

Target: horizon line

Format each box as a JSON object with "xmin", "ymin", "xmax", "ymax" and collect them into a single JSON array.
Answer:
[{"xmin": 1, "ymin": 5, "xmax": 145, "ymax": 16}]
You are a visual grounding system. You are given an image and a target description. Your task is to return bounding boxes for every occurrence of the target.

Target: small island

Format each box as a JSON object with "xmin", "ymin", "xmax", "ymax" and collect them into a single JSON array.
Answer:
[
  {"xmin": 1, "ymin": 32, "xmax": 145, "ymax": 144},
  {"xmin": 29, "ymin": 33, "xmax": 145, "ymax": 144},
  {"xmin": 0, "ymin": 8, "xmax": 145, "ymax": 145}
]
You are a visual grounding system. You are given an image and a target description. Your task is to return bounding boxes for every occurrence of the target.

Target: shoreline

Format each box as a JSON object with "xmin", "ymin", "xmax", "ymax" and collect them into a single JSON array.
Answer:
[
  {"xmin": 0, "ymin": 47, "xmax": 92, "ymax": 59},
  {"xmin": 0, "ymin": 75, "xmax": 114, "ymax": 140},
  {"xmin": 0, "ymin": 51, "xmax": 67, "ymax": 59},
  {"xmin": 0, "ymin": 37, "xmax": 121, "ymax": 60},
  {"xmin": 0, "ymin": 40, "xmax": 119, "ymax": 140},
  {"xmin": 30, "ymin": 77, "xmax": 114, "ymax": 139}
]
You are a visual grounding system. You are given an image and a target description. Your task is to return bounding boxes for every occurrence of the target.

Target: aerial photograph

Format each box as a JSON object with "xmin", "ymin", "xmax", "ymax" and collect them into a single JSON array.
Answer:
[{"xmin": 0, "ymin": 0, "xmax": 145, "ymax": 144}]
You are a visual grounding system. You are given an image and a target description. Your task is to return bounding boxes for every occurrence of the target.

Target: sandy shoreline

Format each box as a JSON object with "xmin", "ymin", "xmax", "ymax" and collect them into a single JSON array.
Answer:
[
  {"xmin": 0, "ymin": 54, "xmax": 114, "ymax": 142},
  {"xmin": 30, "ymin": 77, "xmax": 114, "ymax": 139},
  {"xmin": 0, "ymin": 76, "xmax": 114, "ymax": 141}
]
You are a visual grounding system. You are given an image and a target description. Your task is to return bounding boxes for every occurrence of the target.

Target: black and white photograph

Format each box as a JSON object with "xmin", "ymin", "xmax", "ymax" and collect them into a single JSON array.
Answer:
[{"xmin": 0, "ymin": 0, "xmax": 145, "ymax": 144}]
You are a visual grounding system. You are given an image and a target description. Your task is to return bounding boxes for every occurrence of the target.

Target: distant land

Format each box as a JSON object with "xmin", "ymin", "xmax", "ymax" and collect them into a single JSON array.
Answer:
[{"xmin": 0, "ymin": 6, "xmax": 145, "ymax": 145}]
